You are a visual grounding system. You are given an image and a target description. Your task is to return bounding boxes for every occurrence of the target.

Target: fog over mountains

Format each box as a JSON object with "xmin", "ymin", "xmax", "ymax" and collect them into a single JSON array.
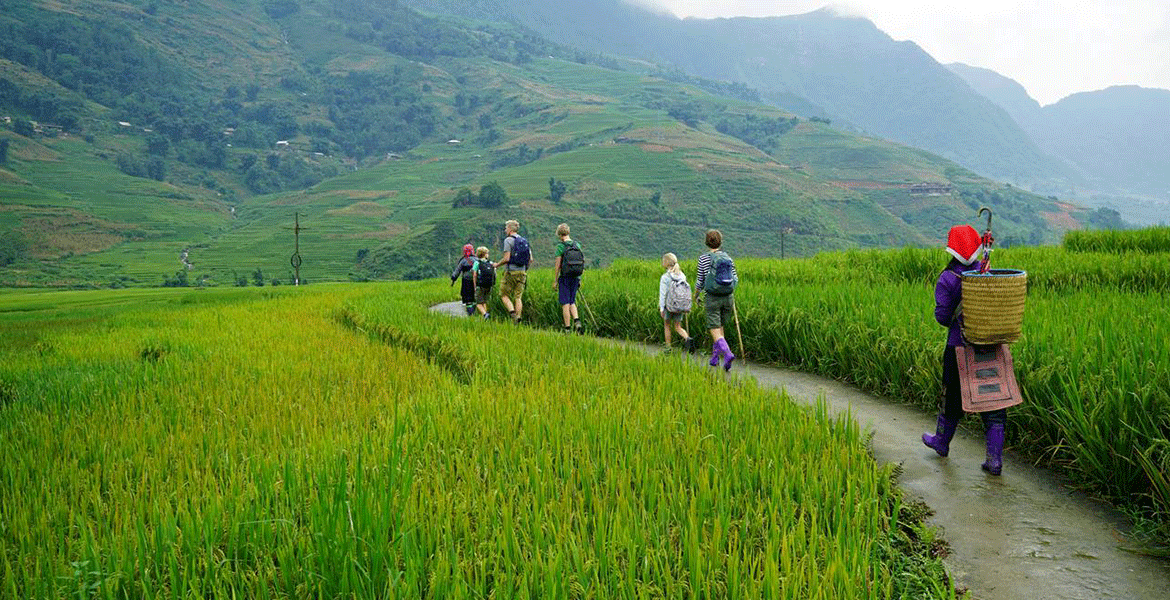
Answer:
[
  {"xmin": 407, "ymin": 0, "xmax": 1170, "ymax": 222},
  {"xmin": 949, "ymin": 63, "xmax": 1170, "ymax": 223}
]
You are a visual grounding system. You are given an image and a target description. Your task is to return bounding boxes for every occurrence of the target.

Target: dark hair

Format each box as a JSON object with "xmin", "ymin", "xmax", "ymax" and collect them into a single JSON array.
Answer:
[{"xmin": 705, "ymin": 229, "xmax": 723, "ymax": 249}]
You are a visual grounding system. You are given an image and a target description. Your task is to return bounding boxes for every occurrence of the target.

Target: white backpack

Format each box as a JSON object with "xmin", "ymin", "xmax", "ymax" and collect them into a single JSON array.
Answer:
[{"xmin": 664, "ymin": 277, "xmax": 693, "ymax": 313}]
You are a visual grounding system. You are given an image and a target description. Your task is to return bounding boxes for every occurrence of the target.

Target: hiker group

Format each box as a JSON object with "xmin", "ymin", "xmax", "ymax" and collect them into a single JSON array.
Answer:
[
  {"xmin": 453, "ymin": 221, "xmax": 740, "ymax": 368},
  {"xmin": 451, "ymin": 219, "xmax": 585, "ymax": 331},
  {"xmin": 655, "ymin": 229, "xmax": 740, "ymax": 371},
  {"xmin": 453, "ymin": 220, "xmax": 1009, "ymax": 475}
]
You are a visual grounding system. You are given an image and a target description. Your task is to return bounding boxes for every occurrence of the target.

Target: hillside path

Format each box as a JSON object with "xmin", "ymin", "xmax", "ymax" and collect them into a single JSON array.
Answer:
[{"xmin": 430, "ymin": 302, "xmax": 1169, "ymax": 599}]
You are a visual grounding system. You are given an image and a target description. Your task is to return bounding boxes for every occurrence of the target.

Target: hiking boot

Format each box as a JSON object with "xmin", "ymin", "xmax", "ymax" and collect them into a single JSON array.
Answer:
[
  {"xmin": 683, "ymin": 337, "xmax": 695, "ymax": 354},
  {"xmin": 483, "ymin": 312, "xmax": 490, "ymax": 320},
  {"xmin": 465, "ymin": 304, "xmax": 476, "ymax": 316},
  {"xmin": 562, "ymin": 326, "xmax": 572, "ymax": 334},
  {"xmin": 574, "ymin": 319, "xmax": 583, "ymax": 334},
  {"xmin": 922, "ymin": 415, "xmax": 958, "ymax": 457},
  {"xmin": 981, "ymin": 423, "xmax": 1005, "ymax": 476}
]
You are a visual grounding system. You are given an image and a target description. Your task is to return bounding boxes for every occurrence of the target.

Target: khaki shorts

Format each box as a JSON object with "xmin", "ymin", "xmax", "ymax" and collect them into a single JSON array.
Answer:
[
  {"xmin": 500, "ymin": 270, "xmax": 527, "ymax": 300},
  {"xmin": 704, "ymin": 292, "xmax": 734, "ymax": 330}
]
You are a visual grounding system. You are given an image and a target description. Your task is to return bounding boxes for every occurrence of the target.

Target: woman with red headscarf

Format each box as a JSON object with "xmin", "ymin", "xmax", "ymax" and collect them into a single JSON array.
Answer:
[
  {"xmin": 450, "ymin": 243, "xmax": 477, "ymax": 315},
  {"xmin": 921, "ymin": 225, "xmax": 1008, "ymax": 475}
]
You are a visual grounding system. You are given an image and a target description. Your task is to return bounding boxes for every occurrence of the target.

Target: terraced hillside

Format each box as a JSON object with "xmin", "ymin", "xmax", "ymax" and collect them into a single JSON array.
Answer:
[{"xmin": 0, "ymin": 0, "xmax": 1092, "ymax": 287}]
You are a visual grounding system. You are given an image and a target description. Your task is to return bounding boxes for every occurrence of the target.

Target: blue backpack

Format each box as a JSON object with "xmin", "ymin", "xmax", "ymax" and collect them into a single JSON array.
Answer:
[
  {"xmin": 704, "ymin": 251, "xmax": 737, "ymax": 296},
  {"xmin": 508, "ymin": 235, "xmax": 531, "ymax": 267}
]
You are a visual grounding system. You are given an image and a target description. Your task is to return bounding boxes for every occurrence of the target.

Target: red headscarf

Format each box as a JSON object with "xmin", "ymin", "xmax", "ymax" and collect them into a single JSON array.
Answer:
[
  {"xmin": 462, "ymin": 244, "xmax": 474, "ymax": 258},
  {"xmin": 946, "ymin": 225, "xmax": 982, "ymax": 266}
]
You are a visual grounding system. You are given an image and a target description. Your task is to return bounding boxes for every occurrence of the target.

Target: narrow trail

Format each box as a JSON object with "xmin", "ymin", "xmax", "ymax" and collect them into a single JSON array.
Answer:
[{"xmin": 431, "ymin": 302, "xmax": 1169, "ymax": 599}]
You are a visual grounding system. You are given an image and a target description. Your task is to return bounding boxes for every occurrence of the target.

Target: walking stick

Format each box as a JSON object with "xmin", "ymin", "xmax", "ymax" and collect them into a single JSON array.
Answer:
[
  {"xmin": 731, "ymin": 297, "xmax": 745, "ymax": 359},
  {"xmin": 578, "ymin": 288, "xmax": 598, "ymax": 329}
]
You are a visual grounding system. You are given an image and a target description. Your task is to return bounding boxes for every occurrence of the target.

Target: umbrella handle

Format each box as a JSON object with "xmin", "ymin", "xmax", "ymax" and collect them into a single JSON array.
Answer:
[
  {"xmin": 978, "ymin": 207, "xmax": 993, "ymax": 233},
  {"xmin": 977, "ymin": 207, "xmax": 995, "ymax": 273}
]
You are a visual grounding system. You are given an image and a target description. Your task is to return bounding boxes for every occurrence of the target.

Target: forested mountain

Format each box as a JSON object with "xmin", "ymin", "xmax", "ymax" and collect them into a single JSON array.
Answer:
[
  {"xmin": 945, "ymin": 63, "xmax": 1046, "ymax": 140},
  {"xmin": 949, "ymin": 63, "xmax": 1170, "ymax": 224},
  {"xmin": 403, "ymin": 0, "xmax": 1072, "ymax": 186},
  {"xmin": 0, "ymin": 0, "xmax": 1095, "ymax": 287}
]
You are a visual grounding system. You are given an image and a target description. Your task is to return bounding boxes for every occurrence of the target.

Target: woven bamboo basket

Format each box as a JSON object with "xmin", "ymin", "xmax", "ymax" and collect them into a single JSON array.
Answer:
[{"xmin": 961, "ymin": 269, "xmax": 1027, "ymax": 345}]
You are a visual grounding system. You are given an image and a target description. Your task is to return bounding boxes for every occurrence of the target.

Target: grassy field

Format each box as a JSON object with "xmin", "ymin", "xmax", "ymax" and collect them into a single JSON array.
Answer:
[
  {"xmin": 1064, "ymin": 226, "xmax": 1170, "ymax": 254},
  {"xmin": 0, "ymin": 281, "xmax": 955, "ymax": 597},
  {"xmin": 509, "ymin": 239, "xmax": 1170, "ymax": 546}
]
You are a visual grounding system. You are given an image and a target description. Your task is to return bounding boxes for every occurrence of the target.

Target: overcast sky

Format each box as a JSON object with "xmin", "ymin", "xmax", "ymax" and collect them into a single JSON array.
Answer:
[{"xmin": 640, "ymin": 1, "xmax": 1170, "ymax": 105}]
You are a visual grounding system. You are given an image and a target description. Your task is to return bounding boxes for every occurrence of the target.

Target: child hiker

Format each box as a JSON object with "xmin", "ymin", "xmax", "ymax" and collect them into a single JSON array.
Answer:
[
  {"xmin": 694, "ymin": 229, "xmax": 738, "ymax": 371},
  {"xmin": 472, "ymin": 246, "xmax": 495, "ymax": 320},
  {"xmin": 450, "ymin": 243, "xmax": 477, "ymax": 315},
  {"xmin": 921, "ymin": 224, "xmax": 1008, "ymax": 475},
  {"xmin": 658, "ymin": 253, "xmax": 694, "ymax": 353}
]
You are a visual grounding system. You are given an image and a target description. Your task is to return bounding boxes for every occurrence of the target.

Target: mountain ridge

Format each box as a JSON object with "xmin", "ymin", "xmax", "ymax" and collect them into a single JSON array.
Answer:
[
  {"xmin": 402, "ymin": 0, "xmax": 1071, "ymax": 186},
  {"xmin": 947, "ymin": 62, "xmax": 1170, "ymax": 223}
]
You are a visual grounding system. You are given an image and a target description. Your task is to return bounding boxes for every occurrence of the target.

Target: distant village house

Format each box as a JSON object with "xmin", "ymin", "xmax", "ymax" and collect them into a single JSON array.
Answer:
[{"xmin": 909, "ymin": 183, "xmax": 953, "ymax": 196}]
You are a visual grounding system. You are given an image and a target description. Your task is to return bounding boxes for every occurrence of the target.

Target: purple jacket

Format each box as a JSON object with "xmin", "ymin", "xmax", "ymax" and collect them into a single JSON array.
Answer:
[{"xmin": 935, "ymin": 259, "xmax": 969, "ymax": 347}]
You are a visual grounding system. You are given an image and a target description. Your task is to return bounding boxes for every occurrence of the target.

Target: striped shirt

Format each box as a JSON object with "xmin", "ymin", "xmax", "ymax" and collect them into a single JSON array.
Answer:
[{"xmin": 695, "ymin": 251, "xmax": 738, "ymax": 293}]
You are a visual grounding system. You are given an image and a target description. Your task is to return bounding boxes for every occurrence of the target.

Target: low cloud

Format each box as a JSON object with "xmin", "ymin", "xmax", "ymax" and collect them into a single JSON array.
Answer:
[{"xmin": 636, "ymin": 1, "xmax": 1170, "ymax": 104}]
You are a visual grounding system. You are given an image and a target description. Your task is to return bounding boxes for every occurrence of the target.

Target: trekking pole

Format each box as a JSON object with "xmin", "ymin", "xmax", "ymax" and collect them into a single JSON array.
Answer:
[
  {"xmin": 578, "ymin": 288, "xmax": 599, "ymax": 330},
  {"xmin": 731, "ymin": 297, "xmax": 745, "ymax": 359}
]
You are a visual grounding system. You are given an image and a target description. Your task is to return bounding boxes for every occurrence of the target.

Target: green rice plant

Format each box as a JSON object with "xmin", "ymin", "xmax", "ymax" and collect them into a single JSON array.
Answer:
[
  {"xmin": 606, "ymin": 244, "xmax": 1170, "ymax": 294},
  {"xmin": 1064, "ymin": 226, "xmax": 1170, "ymax": 254},
  {"xmin": 520, "ymin": 249, "xmax": 1170, "ymax": 544},
  {"xmin": 0, "ymin": 283, "xmax": 955, "ymax": 598}
]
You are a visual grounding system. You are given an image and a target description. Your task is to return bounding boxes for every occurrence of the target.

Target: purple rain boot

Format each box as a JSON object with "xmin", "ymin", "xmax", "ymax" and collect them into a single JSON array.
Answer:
[
  {"xmin": 719, "ymin": 338, "xmax": 736, "ymax": 372},
  {"xmin": 709, "ymin": 340, "xmax": 724, "ymax": 367},
  {"xmin": 921, "ymin": 415, "xmax": 957, "ymax": 457},
  {"xmin": 981, "ymin": 423, "xmax": 1005, "ymax": 476}
]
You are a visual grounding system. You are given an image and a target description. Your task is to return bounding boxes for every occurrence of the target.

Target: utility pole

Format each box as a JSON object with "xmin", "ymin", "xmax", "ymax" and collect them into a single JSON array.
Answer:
[{"xmin": 286, "ymin": 212, "xmax": 308, "ymax": 286}]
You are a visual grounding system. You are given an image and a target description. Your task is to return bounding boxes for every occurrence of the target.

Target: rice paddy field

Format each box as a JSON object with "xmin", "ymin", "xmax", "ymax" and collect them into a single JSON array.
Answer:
[
  {"xmin": 517, "ymin": 231, "xmax": 1170, "ymax": 546},
  {"xmin": 0, "ymin": 281, "xmax": 954, "ymax": 597}
]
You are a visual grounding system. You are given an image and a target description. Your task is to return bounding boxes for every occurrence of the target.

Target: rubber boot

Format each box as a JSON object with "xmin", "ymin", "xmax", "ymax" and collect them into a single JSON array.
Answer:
[
  {"xmin": 981, "ymin": 423, "xmax": 1005, "ymax": 476},
  {"xmin": 921, "ymin": 415, "xmax": 957, "ymax": 457},
  {"xmin": 718, "ymin": 338, "xmax": 736, "ymax": 371},
  {"xmin": 709, "ymin": 340, "xmax": 723, "ymax": 367}
]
